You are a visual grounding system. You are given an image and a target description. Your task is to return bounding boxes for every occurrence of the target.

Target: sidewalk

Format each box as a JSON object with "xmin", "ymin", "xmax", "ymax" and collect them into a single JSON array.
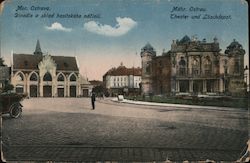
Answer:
[{"xmin": 111, "ymin": 98, "xmax": 247, "ymax": 112}]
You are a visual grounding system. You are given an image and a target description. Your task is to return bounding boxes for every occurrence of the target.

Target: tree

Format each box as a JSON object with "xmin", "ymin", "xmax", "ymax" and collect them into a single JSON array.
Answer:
[
  {"xmin": 0, "ymin": 57, "xmax": 6, "ymax": 66},
  {"xmin": 2, "ymin": 82, "xmax": 14, "ymax": 93},
  {"xmin": 92, "ymin": 85, "xmax": 109, "ymax": 97}
]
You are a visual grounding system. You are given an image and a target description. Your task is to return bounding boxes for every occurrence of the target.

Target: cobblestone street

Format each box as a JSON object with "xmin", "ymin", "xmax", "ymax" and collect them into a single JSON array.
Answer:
[{"xmin": 2, "ymin": 98, "xmax": 248, "ymax": 161}]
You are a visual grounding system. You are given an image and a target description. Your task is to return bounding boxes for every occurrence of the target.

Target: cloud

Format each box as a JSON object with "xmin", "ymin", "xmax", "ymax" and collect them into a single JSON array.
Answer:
[
  {"xmin": 45, "ymin": 22, "xmax": 72, "ymax": 32},
  {"xmin": 84, "ymin": 17, "xmax": 137, "ymax": 37}
]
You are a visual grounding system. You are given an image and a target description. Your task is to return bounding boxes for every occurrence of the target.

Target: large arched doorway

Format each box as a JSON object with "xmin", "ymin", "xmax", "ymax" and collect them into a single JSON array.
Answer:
[
  {"xmin": 29, "ymin": 73, "xmax": 38, "ymax": 97},
  {"xmin": 57, "ymin": 73, "xmax": 65, "ymax": 97},
  {"xmin": 15, "ymin": 72, "xmax": 25, "ymax": 94},
  {"xmin": 30, "ymin": 85, "xmax": 38, "ymax": 97},
  {"xmin": 43, "ymin": 72, "xmax": 52, "ymax": 97},
  {"xmin": 57, "ymin": 86, "xmax": 64, "ymax": 97},
  {"xmin": 43, "ymin": 86, "xmax": 52, "ymax": 97},
  {"xmin": 69, "ymin": 74, "xmax": 77, "ymax": 97},
  {"xmin": 70, "ymin": 86, "xmax": 76, "ymax": 97}
]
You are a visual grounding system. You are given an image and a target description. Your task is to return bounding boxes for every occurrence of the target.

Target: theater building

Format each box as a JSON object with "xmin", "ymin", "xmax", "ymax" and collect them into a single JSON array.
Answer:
[
  {"xmin": 11, "ymin": 40, "xmax": 85, "ymax": 97},
  {"xmin": 141, "ymin": 36, "xmax": 246, "ymax": 96}
]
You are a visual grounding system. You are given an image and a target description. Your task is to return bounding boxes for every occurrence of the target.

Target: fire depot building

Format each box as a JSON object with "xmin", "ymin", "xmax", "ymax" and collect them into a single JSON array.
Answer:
[{"xmin": 10, "ymin": 40, "xmax": 90, "ymax": 97}]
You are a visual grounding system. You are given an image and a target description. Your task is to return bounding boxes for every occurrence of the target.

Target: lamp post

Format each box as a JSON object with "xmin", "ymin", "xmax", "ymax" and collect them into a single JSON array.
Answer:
[{"xmin": 244, "ymin": 65, "xmax": 248, "ymax": 95}]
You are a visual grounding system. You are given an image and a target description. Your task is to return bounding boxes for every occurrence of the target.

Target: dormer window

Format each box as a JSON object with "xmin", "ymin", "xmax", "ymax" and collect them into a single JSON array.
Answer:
[
  {"xmin": 64, "ymin": 62, "xmax": 69, "ymax": 67},
  {"xmin": 24, "ymin": 60, "xmax": 28, "ymax": 66}
]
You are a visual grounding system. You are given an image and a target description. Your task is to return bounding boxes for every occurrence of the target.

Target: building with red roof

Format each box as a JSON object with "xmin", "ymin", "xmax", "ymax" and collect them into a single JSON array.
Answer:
[
  {"xmin": 11, "ymin": 40, "xmax": 91, "ymax": 97},
  {"xmin": 103, "ymin": 62, "xmax": 142, "ymax": 96}
]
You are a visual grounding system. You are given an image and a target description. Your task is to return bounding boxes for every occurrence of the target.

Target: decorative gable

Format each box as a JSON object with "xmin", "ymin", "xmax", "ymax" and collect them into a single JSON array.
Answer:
[{"xmin": 38, "ymin": 54, "xmax": 57, "ymax": 78}]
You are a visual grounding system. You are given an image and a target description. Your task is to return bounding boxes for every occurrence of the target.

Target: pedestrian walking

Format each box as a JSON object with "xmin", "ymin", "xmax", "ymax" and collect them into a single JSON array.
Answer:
[{"xmin": 91, "ymin": 92, "xmax": 96, "ymax": 110}]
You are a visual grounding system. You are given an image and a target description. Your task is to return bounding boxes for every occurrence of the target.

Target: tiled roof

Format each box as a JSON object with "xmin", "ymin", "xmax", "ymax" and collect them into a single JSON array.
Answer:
[
  {"xmin": 13, "ymin": 54, "xmax": 79, "ymax": 71},
  {"xmin": 104, "ymin": 65, "xmax": 141, "ymax": 77}
]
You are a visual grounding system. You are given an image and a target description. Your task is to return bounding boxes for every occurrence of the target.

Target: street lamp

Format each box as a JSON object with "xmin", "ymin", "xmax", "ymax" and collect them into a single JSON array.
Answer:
[{"xmin": 244, "ymin": 65, "xmax": 248, "ymax": 94}]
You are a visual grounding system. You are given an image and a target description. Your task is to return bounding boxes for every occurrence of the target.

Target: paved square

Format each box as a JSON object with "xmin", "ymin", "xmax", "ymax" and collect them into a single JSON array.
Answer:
[{"xmin": 2, "ymin": 98, "xmax": 248, "ymax": 161}]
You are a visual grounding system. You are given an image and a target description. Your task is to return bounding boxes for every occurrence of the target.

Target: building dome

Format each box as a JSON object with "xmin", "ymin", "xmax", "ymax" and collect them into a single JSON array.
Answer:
[
  {"xmin": 178, "ymin": 35, "xmax": 191, "ymax": 44},
  {"xmin": 225, "ymin": 39, "xmax": 245, "ymax": 55},
  {"xmin": 142, "ymin": 43, "xmax": 154, "ymax": 51},
  {"xmin": 141, "ymin": 43, "xmax": 156, "ymax": 56}
]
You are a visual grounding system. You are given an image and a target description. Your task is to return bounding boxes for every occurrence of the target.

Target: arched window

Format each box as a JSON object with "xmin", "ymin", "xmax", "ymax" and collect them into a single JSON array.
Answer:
[
  {"xmin": 16, "ymin": 73, "xmax": 24, "ymax": 81},
  {"xmin": 57, "ymin": 74, "xmax": 65, "ymax": 81},
  {"xmin": 192, "ymin": 58, "xmax": 199, "ymax": 76},
  {"xmin": 204, "ymin": 57, "xmax": 212, "ymax": 75},
  {"xmin": 43, "ymin": 72, "xmax": 52, "ymax": 81},
  {"xmin": 30, "ymin": 73, "xmax": 38, "ymax": 81},
  {"xmin": 179, "ymin": 57, "xmax": 186, "ymax": 67},
  {"xmin": 192, "ymin": 59, "xmax": 199, "ymax": 67},
  {"xmin": 70, "ymin": 74, "xmax": 77, "ymax": 81},
  {"xmin": 178, "ymin": 57, "xmax": 186, "ymax": 76}
]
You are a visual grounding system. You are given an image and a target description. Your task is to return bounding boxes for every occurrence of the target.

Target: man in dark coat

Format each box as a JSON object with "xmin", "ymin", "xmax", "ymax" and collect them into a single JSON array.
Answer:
[{"xmin": 91, "ymin": 92, "xmax": 96, "ymax": 110}]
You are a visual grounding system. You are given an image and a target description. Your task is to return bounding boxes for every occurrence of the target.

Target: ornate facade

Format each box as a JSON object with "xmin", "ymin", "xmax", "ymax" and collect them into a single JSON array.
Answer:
[
  {"xmin": 11, "ymin": 40, "xmax": 92, "ymax": 97},
  {"xmin": 141, "ymin": 36, "xmax": 246, "ymax": 96}
]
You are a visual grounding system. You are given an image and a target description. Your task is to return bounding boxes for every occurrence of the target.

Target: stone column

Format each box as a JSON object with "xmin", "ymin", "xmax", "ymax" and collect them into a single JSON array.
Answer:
[
  {"xmin": 27, "ymin": 79, "xmax": 30, "ymax": 97},
  {"xmin": 219, "ymin": 78, "xmax": 224, "ymax": 93},
  {"xmin": 40, "ymin": 80, "xmax": 43, "ymax": 97},
  {"xmin": 176, "ymin": 80, "xmax": 180, "ymax": 92},
  {"xmin": 189, "ymin": 80, "xmax": 193, "ymax": 93},
  {"xmin": 67, "ymin": 82, "xmax": 70, "ymax": 97},
  {"xmin": 203, "ymin": 80, "xmax": 207, "ymax": 93},
  {"xmin": 64, "ymin": 82, "xmax": 67, "ymax": 97},
  {"xmin": 77, "ymin": 82, "xmax": 81, "ymax": 97}
]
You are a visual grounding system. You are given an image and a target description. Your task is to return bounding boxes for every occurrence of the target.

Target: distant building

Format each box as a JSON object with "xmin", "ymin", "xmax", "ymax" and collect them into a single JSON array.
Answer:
[
  {"xmin": 103, "ymin": 63, "xmax": 142, "ymax": 95},
  {"xmin": 79, "ymin": 75, "xmax": 93, "ymax": 97},
  {"xmin": 11, "ymin": 40, "xmax": 91, "ymax": 97},
  {"xmin": 141, "ymin": 36, "xmax": 246, "ymax": 97}
]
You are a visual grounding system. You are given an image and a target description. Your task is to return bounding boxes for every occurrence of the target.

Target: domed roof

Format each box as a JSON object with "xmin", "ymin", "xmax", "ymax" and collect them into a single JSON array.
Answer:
[
  {"xmin": 179, "ymin": 35, "xmax": 191, "ymax": 44},
  {"xmin": 141, "ymin": 42, "xmax": 156, "ymax": 56},
  {"xmin": 142, "ymin": 43, "xmax": 154, "ymax": 51},
  {"xmin": 225, "ymin": 39, "xmax": 245, "ymax": 55},
  {"xmin": 227, "ymin": 39, "xmax": 242, "ymax": 49}
]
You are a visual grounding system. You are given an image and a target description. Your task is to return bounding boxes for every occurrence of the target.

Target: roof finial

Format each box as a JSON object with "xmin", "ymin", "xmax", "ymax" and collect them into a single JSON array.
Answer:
[{"xmin": 34, "ymin": 39, "xmax": 43, "ymax": 56}]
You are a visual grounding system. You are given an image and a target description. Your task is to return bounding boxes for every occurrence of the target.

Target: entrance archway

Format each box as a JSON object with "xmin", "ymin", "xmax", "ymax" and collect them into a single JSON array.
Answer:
[
  {"xmin": 57, "ymin": 87, "xmax": 64, "ymax": 97},
  {"xmin": 43, "ymin": 85, "xmax": 52, "ymax": 97},
  {"xmin": 30, "ymin": 85, "xmax": 38, "ymax": 97},
  {"xmin": 70, "ymin": 85, "xmax": 76, "ymax": 97}
]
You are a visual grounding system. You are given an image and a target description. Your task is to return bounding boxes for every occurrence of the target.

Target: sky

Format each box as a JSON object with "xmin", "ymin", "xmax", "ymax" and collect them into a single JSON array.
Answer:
[{"xmin": 0, "ymin": 0, "xmax": 249, "ymax": 80}]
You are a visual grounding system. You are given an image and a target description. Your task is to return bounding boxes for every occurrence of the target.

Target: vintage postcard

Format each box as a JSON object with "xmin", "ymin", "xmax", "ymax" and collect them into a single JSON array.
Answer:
[{"xmin": 0, "ymin": 0, "xmax": 249, "ymax": 162}]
